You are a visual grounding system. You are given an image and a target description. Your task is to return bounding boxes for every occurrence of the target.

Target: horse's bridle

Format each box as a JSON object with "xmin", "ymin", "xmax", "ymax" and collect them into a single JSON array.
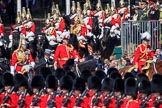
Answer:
[{"xmin": 153, "ymin": 62, "xmax": 158, "ymax": 74}]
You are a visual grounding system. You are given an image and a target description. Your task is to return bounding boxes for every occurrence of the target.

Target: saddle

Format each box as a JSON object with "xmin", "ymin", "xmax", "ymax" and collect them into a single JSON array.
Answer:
[{"xmin": 127, "ymin": 60, "xmax": 153, "ymax": 72}]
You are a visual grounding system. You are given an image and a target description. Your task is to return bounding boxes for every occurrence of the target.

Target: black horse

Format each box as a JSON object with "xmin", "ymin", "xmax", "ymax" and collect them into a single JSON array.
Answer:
[
  {"xmin": 100, "ymin": 27, "xmax": 121, "ymax": 59},
  {"xmin": 7, "ymin": 29, "xmax": 21, "ymax": 59}
]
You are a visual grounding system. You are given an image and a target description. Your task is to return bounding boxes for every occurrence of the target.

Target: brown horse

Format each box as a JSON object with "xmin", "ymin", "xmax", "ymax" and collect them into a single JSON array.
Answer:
[
  {"xmin": 119, "ymin": 60, "xmax": 162, "ymax": 80},
  {"xmin": 147, "ymin": 60, "xmax": 162, "ymax": 80}
]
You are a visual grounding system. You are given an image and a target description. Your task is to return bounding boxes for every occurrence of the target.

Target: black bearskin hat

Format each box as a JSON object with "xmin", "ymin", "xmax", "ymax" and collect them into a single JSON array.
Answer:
[
  {"xmin": 39, "ymin": 67, "xmax": 52, "ymax": 80},
  {"xmin": 3, "ymin": 72, "xmax": 14, "ymax": 86},
  {"xmin": 81, "ymin": 69, "xmax": 92, "ymax": 82},
  {"xmin": 95, "ymin": 70, "xmax": 106, "ymax": 81},
  {"xmin": 151, "ymin": 74, "xmax": 162, "ymax": 93},
  {"xmin": 109, "ymin": 71, "xmax": 122, "ymax": 80},
  {"xmin": 124, "ymin": 72, "xmax": 134, "ymax": 81},
  {"xmin": 46, "ymin": 75, "xmax": 58, "ymax": 90},
  {"xmin": 31, "ymin": 75, "xmax": 45, "ymax": 90},
  {"xmin": 114, "ymin": 78, "xmax": 124, "ymax": 93},
  {"xmin": 101, "ymin": 78, "xmax": 113, "ymax": 91},
  {"xmin": 88, "ymin": 76, "xmax": 101, "ymax": 90},
  {"xmin": 14, "ymin": 73, "xmax": 28, "ymax": 89},
  {"xmin": 107, "ymin": 67, "xmax": 119, "ymax": 76},
  {"xmin": 138, "ymin": 79, "xmax": 151, "ymax": 94},
  {"xmin": 136, "ymin": 73, "xmax": 149, "ymax": 84},
  {"xmin": 60, "ymin": 75, "xmax": 73, "ymax": 91},
  {"xmin": 73, "ymin": 77, "xmax": 85, "ymax": 93},
  {"xmin": 125, "ymin": 78, "xmax": 137, "ymax": 99}
]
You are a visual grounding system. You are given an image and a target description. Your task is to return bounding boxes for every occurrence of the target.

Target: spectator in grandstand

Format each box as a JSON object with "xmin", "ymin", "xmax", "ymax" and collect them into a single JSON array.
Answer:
[
  {"xmin": 148, "ymin": 1, "xmax": 160, "ymax": 20},
  {"xmin": 155, "ymin": 48, "xmax": 162, "ymax": 60},
  {"xmin": 132, "ymin": 6, "xmax": 140, "ymax": 21},
  {"xmin": 109, "ymin": 57, "xmax": 118, "ymax": 69},
  {"xmin": 137, "ymin": 0, "xmax": 149, "ymax": 20},
  {"xmin": 39, "ymin": 49, "xmax": 54, "ymax": 67}
]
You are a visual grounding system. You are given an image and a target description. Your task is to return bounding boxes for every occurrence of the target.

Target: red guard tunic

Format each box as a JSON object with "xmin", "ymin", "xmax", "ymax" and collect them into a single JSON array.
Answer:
[
  {"xmin": 10, "ymin": 48, "xmax": 34, "ymax": 73},
  {"xmin": 0, "ymin": 92, "xmax": 18, "ymax": 108},
  {"xmin": 0, "ymin": 23, "xmax": 4, "ymax": 36},
  {"xmin": 29, "ymin": 94, "xmax": 45, "ymax": 107},
  {"xmin": 80, "ymin": 90, "xmax": 95, "ymax": 108},
  {"xmin": 133, "ymin": 44, "xmax": 155, "ymax": 73},
  {"xmin": 54, "ymin": 44, "xmax": 74, "ymax": 68},
  {"xmin": 59, "ymin": 17, "xmax": 65, "ymax": 32},
  {"xmin": 80, "ymin": 24, "xmax": 87, "ymax": 37},
  {"xmin": 16, "ymin": 93, "xmax": 31, "ymax": 108},
  {"xmin": 21, "ymin": 21, "xmax": 36, "ymax": 37},
  {"xmin": 122, "ymin": 99, "xmax": 140, "ymax": 108}
]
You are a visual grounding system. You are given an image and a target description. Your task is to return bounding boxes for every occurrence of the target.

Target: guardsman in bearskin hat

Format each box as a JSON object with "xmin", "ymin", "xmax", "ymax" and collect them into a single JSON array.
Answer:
[
  {"xmin": 84, "ymin": 76, "xmax": 101, "ymax": 107},
  {"xmin": 133, "ymin": 31, "xmax": 156, "ymax": 73},
  {"xmin": 137, "ymin": 79, "xmax": 152, "ymax": 108},
  {"xmin": 55, "ymin": 75, "xmax": 73, "ymax": 108},
  {"xmin": 112, "ymin": 78, "xmax": 125, "ymax": 108},
  {"xmin": 10, "ymin": 39, "xmax": 35, "ymax": 75},
  {"xmin": 122, "ymin": 78, "xmax": 140, "ymax": 108},
  {"xmin": 101, "ymin": 77, "xmax": 114, "ymax": 107},
  {"xmin": 54, "ymin": 34, "xmax": 75, "ymax": 69},
  {"xmin": 151, "ymin": 74, "xmax": 162, "ymax": 108},
  {"xmin": 14, "ymin": 73, "xmax": 31, "ymax": 107},
  {"xmin": 30, "ymin": 75, "xmax": 45, "ymax": 107},
  {"xmin": 69, "ymin": 77, "xmax": 86, "ymax": 107},
  {"xmin": 0, "ymin": 72, "xmax": 17, "ymax": 107},
  {"xmin": 22, "ymin": 8, "xmax": 36, "ymax": 41},
  {"xmin": 42, "ymin": 74, "xmax": 58, "ymax": 107}
]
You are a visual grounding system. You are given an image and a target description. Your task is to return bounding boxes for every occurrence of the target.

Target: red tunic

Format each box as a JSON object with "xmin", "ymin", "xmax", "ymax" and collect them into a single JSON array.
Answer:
[
  {"xmin": 133, "ymin": 44, "xmax": 155, "ymax": 73},
  {"xmin": 16, "ymin": 94, "xmax": 31, "ymax": 108},
  {"xmin": 122, "ymin": 99, "xmax": 140, "ymax": 108},
  {"xmin": 80, "ymin": 24, "xmax": 87, "ymax": 37},
  {"xmin": 88, "ymin": 17, "xmax": 93, "ymax": 27},
  {"xmin": 59, "ymin": 18, "xmax": 65, "ymax": 32},
  {"xmin": 0, "ymin": 92, "xmax": 18, "ymax": 108},
  {"xmin": 10, "ymin": 49, "xmax": 34, "ymax": 73},
  {"xmin": 21, "ymin": 24, "xmax": 26, "ymax": 36},
  {"xmin": 80, "ymin": 90, "xmax": 95, "ymax": 108},
  {"xmin": 0, "ymin": 24, "xmax": 4, "ymax": 35},
  {"xmin": 54, "ymin": 44, "xmax": 74, "ymax": 68},
  {"xmin": 29, "ymin": 94, "xmax": 45, "ymax": 107}
]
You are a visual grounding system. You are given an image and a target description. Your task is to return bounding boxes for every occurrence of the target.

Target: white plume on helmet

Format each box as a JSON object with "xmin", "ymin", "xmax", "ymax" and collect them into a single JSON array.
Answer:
[{"xmin": 140, "ymin": 31, "xmax": 151, "ymax": 40}]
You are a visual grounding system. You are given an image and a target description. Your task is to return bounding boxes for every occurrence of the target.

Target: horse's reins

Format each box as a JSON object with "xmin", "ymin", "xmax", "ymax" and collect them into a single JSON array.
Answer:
[
  {"xmin": 153, "ymin": 62, "xmax": 158, "ymax": 74},
  {"xmin": 75, "ymin": 63, "xmax": 81, "ymax": 77}
]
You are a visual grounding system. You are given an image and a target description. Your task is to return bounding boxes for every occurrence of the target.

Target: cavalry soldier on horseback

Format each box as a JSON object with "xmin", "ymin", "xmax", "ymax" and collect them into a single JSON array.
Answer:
[
  {"xmin": 10, "ymin": 39, "xmax": 35, "ymax": 75},
  {"xmin": 22, "ymin": 8, "xmax": 36, "ymax": 41},
  {"xmin": 42, "ymin": 13, "xmax": 57, "ymax": 46},
  {"xmin": 133, "ymin": 31, "xmax": 156, "ymax": 73},
  {"xmin": 70, "ymin": 1, "xmax": 77, "ymax": 24},
  {"xmin": 54, "ymin": 35, "xmax": 75, "ymax": 69},
  {"xmin": 0, "ymin": 16, "xmax": 4, "ymax": 39},
  {"xmin": 8, "ymin": 12, "xmax": 22, "ymax": 49}
]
